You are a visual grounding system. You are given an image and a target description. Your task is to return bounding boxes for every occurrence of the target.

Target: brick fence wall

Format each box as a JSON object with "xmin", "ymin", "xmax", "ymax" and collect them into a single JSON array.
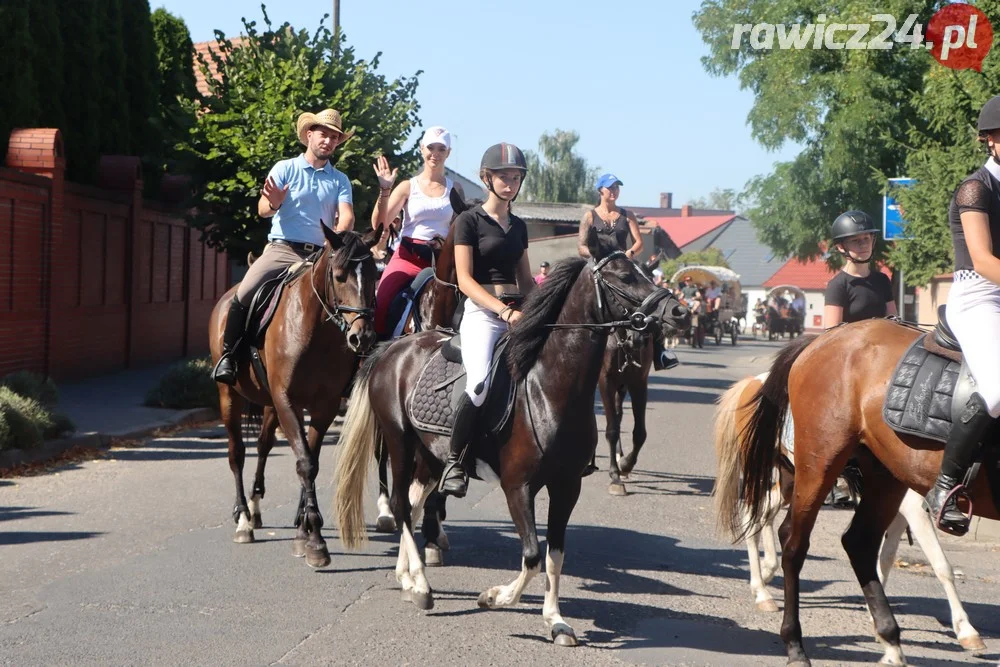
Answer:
[{"xmin": 0, "ymin": 128, "xmax": 230, "ymax": 381}]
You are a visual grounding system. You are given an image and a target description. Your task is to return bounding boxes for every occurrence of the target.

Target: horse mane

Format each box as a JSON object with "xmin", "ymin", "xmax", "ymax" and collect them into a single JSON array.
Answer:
[
  {"xmin": 331, "ymin": 230, "xmax": 368, "ymax": 267},
  {"xmin": 507, "ymin": 234, "xmax": 620, "ymax": 381}
]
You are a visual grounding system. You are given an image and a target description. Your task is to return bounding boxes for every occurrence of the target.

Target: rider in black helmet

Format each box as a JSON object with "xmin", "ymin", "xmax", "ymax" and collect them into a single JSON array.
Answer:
[
  {"xmin": 823, "ymin": 210, "xmax": 897, "ymax": 508},
  {"xmin": 440, "ymin": 143, "xmax": 535, "ymax": 498},
  {"xmin": 924, "ymin": 96, "xmax": 1000, "ymax": 535}
]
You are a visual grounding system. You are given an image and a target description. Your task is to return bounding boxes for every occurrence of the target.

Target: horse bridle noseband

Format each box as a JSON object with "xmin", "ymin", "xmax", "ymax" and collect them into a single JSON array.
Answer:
[{"xmin": 310, "ymin": 247, "xmax": 375, "ymax": 334}]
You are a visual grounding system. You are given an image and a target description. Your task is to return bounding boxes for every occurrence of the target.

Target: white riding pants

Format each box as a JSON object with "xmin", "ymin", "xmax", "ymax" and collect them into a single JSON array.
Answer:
[
  {"xmin": 460, "ymin": 298, "xmax": 509, "ymax": 406},
  {"xmin": 947, "ymin": 274, "xmax": 1000, "ymax": 418}
]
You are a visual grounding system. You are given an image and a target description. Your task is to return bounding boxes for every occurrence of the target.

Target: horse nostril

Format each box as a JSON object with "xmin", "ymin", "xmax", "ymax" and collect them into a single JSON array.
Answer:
[{"xmin": 347, "ymin": 333, "xmax": 361, "ymax": 349}]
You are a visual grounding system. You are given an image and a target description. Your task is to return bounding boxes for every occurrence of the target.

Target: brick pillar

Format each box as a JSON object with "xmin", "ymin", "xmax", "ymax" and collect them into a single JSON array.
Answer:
[
  {"xmin": 6, "ymin": 129, "xmax": 66, "ymax": 377},
  {"xmin": 98, "ymin": 156, "xmax": 143, "ymax": 368}
]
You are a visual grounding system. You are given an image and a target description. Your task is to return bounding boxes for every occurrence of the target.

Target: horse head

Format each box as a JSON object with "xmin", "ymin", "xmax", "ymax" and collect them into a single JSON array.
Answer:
[{"xmin": 316, "ymin": 221, "xmax": 385, "ymax": 353}]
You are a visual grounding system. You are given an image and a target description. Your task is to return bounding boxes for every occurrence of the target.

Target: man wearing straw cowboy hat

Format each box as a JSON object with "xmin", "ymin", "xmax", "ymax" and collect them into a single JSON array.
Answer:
[{"xmin": 213, "ymin": 108, "xmax": 357, "ymax": 385}]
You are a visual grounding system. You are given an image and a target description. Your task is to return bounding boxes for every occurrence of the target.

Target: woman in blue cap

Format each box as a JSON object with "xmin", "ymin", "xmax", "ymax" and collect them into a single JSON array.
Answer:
[{"xmin": 578, "ymin": 173, "xmax": 678, "ymax": 371}]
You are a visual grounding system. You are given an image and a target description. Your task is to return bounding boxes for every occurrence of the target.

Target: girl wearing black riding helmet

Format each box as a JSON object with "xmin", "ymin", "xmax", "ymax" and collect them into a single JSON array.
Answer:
[
  {"xmin": 823, "ymin": 210, "xmax": 896, "ymax": 328},
  {"xmin": 925, "ymin": 95, "xmax": 1000, "ymax": 535},
  {"xmin": 822, "ymin": 210, "xmax": 896, "ymax": 508},
  {"xmin": 439, "ymin": 143, "xmax": 536, "ymax": 498}
]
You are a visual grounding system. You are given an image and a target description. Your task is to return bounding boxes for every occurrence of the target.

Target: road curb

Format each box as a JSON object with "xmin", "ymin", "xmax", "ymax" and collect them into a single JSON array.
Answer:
[{"xmin": 0, "ymin": 407, "xmax": 219, "ymax": 474}]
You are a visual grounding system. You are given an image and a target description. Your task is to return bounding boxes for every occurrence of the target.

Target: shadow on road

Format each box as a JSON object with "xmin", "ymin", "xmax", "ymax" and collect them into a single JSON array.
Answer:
[
  {"xmin": 0, "ymin": 506, "xmax": 74, "ymax": 523},
  {"xmin": 0, "ymin": 530, "xmax": 104, "ymax": 545}
]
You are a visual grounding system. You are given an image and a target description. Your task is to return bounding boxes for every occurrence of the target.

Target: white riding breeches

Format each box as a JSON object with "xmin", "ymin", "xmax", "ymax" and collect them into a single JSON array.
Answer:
[
  {"xmin": 947, "ymin": 274, "xmax": 1000, "ymax": 418},
  {"xmin": 459, "ymin": 298, "xmax": 509, "ymax": 406}
]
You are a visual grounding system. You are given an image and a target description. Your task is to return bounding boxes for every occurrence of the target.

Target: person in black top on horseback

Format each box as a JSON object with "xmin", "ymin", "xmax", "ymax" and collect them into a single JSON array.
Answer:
[
  {"xmin": 822, "ymin": 210, "xmax": 897, "ymax": 507},
  {"xmin": 924, "ymin": 96, "xmax": 1000, "ymax": 535},
  {"xmin": 439, "ymin": 143, "xmax": 536, "ymax": 498},
  {"xmin": 578, "ymin": 174, "xmax": 678, "ymax": 370}
]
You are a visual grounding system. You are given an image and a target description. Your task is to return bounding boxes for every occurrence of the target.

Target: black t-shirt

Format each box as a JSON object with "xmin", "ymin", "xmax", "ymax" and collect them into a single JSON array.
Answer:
[
  {"xmin": 948, "ymin": 165, "xmax": 1000, "ymax": 271},
  {"xmin": 824, "ymin": 270, "xmax": 893, "ymax": 323},
  {"xmin": 454, "ymin": 205, "xmax": 528, "ymax": 284},
  {"xmin": 591, "ymin": 208, "xmax": 631, "ymax": 250}
]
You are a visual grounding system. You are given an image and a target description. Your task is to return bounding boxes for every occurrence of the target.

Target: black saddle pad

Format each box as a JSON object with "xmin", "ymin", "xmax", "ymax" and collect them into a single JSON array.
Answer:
[
  {"xmin": 385, "ymin": 267, "xmax": 436, "ymax": 338},
  {"xmin": 883, "ymin": 336, "xmax": 962, "ymax": 443},
  {"xmin": 407, "ymin": 336, "xmax": 515, "ymax": 440}
]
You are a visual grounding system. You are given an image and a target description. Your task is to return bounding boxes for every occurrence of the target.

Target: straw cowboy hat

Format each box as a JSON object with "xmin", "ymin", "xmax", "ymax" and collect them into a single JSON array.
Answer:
[{"xmin": 296, "ymin": 109, "xmax": 355, "ymax": 146}]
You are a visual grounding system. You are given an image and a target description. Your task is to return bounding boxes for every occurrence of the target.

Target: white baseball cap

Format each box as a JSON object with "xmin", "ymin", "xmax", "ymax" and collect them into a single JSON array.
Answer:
[{"xmin": 420, "ymin": 126, "xmax": 451, "ymax": 149}]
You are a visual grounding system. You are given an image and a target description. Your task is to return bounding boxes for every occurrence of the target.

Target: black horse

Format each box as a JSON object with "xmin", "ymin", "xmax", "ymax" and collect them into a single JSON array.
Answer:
[{"xmin": 334, "ymin": 230, "xmax": 687, "ymax": 644}]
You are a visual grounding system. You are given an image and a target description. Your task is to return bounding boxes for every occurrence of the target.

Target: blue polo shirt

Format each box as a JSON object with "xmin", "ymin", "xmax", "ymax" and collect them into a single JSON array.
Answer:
[{"xmin": 266, "ymin": 155, "xmax": 353, "ymax": 245}]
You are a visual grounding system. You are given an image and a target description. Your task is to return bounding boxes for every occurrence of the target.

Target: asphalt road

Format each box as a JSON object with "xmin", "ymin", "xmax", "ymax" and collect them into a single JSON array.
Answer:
[{"xmin": 3, "ymin": 336, "xmax": 1000, "ymax": 666}]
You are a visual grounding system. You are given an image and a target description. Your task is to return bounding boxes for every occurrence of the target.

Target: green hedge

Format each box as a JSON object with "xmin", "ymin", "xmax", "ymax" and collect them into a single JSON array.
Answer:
[
  {"xmin": 0, "ymin": 377, "xmax": 75, "ymax": 451},
  {"xmin": 145, "ymin": 358, "xmax": 219, "ymax": 410}
]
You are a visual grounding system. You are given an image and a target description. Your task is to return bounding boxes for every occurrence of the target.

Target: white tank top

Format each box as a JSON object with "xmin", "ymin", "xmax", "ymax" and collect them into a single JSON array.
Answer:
[{"xmin": 401, "ymin": 176, "xmax": 454, "ymax": 241}]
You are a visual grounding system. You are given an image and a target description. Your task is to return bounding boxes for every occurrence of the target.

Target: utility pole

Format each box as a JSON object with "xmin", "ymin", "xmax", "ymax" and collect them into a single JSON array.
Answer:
[{"xmin": 333, "ymin": 0, "xmax": 340, "ymax": 55}]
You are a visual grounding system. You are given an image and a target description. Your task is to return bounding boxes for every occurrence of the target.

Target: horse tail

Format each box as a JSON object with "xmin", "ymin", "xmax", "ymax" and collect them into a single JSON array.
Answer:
[
  {"xmin": 738, "ymin": 335, "xmax": 816, "ymax": 541},
  {"xmin": 242, "ymin": 402, "xmax": 264, "ymax": 442},
  {"xmin": 713, "ymin": 375, "xmax": 759, "ymax": 540},
  {"xmin": 334, "ymin": 348, "xmax": 385, "ymax": 549}
]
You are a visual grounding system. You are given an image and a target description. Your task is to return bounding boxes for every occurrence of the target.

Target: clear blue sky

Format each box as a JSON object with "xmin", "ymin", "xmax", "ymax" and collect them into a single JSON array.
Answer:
[{"xmin": 156, "ymin": 0, "xmax": 801, "ymax": 208}]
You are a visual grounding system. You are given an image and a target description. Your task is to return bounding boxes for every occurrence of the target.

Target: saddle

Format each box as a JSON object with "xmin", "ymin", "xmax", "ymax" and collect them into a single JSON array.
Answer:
[{"xmin": 407, "ymin": 334, "xmax": 517, "ymax": 445}]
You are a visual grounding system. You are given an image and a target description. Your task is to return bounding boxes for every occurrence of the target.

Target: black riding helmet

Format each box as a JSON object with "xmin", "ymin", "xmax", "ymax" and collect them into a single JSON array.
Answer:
[
  {"xmin": 831, "ymin": 210, "xmax": 878, "ymax": 263},
  {"xmin": 978, "ymin": 96, "xmax": 1000, "ymax": 133},
  {"xmin": 480, "ymin": 143, "xmax": 528, "ymax": 202}
]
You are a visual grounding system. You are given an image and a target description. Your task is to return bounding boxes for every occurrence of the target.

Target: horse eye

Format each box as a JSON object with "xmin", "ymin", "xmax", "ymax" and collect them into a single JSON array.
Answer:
[{"xmin": 335, "ymin": 270, "xmax": 348, "ymax": 283}]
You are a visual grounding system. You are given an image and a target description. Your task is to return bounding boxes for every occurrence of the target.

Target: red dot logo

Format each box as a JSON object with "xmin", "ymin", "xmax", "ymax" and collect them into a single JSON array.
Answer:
[{"xmin": 927, "ymin": 4, "xmax": 993, "ymax": 71}]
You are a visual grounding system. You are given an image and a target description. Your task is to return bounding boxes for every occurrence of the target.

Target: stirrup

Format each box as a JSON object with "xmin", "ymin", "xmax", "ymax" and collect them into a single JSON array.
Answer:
[{"xmin": 931, "ymin": 485, "xmax": 973, "ymax": 536}]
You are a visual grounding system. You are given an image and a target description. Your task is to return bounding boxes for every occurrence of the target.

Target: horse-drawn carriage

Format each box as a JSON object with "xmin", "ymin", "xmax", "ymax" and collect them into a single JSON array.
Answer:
[
  {"xmin": 669, "ymin": 266, "xmax": 743, "ymax": 346},
  {"xmin": 765, "ymin": 284, "xmax": 806, "ymax": 340}
]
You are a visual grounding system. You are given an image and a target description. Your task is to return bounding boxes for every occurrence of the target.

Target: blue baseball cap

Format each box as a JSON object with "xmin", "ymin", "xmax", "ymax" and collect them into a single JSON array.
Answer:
[{"xmin": 596, "ymin": 173, "xmax": 623, "ymax": 191}]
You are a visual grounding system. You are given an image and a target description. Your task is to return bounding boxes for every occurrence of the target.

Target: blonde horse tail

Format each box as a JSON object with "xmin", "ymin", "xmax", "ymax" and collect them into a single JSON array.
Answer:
[
  {"xmin": 334, "ymin": 367, "xmax": 381, "ymax": 550},
  {"xmin": 713, "ymin": 376, "xmax": 760, "ymax": 540}
]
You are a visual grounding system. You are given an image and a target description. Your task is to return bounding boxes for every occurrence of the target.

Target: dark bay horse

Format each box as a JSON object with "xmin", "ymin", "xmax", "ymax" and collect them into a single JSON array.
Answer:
[
  {"xmin": 334, "ymin": 231, "xmax": 688, "ymax": 644},
  {"xmin": 729, "ymin": 319, "xmax": 1000, "ymax": 665},
  {"xmin": 208, "ymin": 225, "xmax": 382, "ymax": 568},
  {"xmin": 599, "ymin": 330, "xmax": 654, "ymax": 496}
]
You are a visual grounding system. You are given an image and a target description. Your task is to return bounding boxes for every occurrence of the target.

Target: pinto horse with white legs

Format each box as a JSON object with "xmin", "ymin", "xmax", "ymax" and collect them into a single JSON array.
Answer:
[
  {"xmin": 729, "ymin": 320, "xmax": 1000, "ymax": 665},
  {"xmin": 209, "ymin": 225, "xmax": 382, "ymax": 568},
  {"xmin": 714, "ymin": 374, "xmax": 984, "ymax": 652},
  {"xmin": 334, "ymin": 230, "xmax": 688, "ymax": 644}
]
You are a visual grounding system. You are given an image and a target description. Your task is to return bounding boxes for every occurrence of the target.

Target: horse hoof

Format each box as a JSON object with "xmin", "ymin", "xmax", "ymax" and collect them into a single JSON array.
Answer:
[
  {"xmin": 412, "ymin": 591, "xmax": 434, "ymax": 610},
  {"xmin": 291, "ymin": 538, "xmax": 308, "ymax": 558},
  {"xmin": 233, "ymin": 530, "xmax": 255, "ymax": 544},
  {"xmin": 608, "ymin": 483, "xmax": 627, "ymax": 497},
  {"xmin": 424, "ymin": 544, "xmax": 444, "ymax": 567},
  {"xmin": 477, "ymin": 590, "xmax": 495, "ymax": 609},
  {"xmin": 756, "ymin": 599, "xmax": 779, "ymax": 613},
  {"xmin": 306, "ymin": 545, "xmax": 331, "ymax": 569},
  {"xmin": 551, "ymin": 624, "xmax": 578, "ymax": 647},
  {"xmin": 252, "ymin": 514, "xmax": 263, "ymax": 530},
  {"xmin": 959, "ymin": 634, "xmax": 986, "ymax": 652},
  {"xmin": 375, "ymin": 515, "xmax": 397, "ymax": 533}
]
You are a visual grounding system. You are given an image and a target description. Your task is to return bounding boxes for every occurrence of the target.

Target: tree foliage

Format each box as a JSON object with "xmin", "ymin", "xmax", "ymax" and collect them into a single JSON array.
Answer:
[
  {"xmin": 687, "ymin": 187, "xmax": 740, "ymax": 211},
  {"xmin": 660, "ymin": 247, "xmax": 732, "ymax": 283},
  {"xmin": 180, "ymin": 7, "xmax": 422, "ymax": 258},
  {"xmin": 522, "ymin": 130, "xmax": 599, "ymax": 203},
  {"xmin": 151, "ymin": 8, "xmax": 198, "ymax": 185},
  {"xmin": 694, "ymin": 0, "xmax": 939, "ymax": 269}
]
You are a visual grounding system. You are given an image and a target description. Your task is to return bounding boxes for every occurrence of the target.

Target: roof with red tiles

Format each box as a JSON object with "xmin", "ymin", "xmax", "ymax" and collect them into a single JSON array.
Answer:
[
  {"xmin": 192, "ymin": 37, "xmax": 246, "ymax": 96},
  {"xmin": 763, "ymin": 256, "xmax": 892, "ymax": 290},
  {"xmin": 643, "ymin": 215, "xmax": 735, "ymax": 249}
]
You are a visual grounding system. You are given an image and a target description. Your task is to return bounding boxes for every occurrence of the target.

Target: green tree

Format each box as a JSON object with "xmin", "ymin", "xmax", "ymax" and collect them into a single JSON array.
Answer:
[
  {"xmin": 121, "ymin": 0, "xmax": 160, "ymax": 186},
  {"xmin": 694, "ymin": 0, "xmax": 938, "ymax": 265},
  {"xmin": 181, "ymin": 7, "xmax": 422, "ymax": 258},
  {"xmin": 59, "ymin": 2, "xmax": 102, "ymax": 181},
  {"xmin": 687, "ymin": 187, "xmax": 739, "ymax": 212},
  {"xmin": 0, "ymin": 2, "xmax": 40, "ymax": 160},
  {"xmin": 97, "ymin": 0, "xmax": 129, "ymax": 156},
  {"xmin": 522, "ymin": 129, "xmax": 598, "ymax": 203},
  {"xmin": 151, "ymin": 8, "xmax": 197, "ymax": 186},
  {"xmin": 661, "ymin": 247, "xmax": 732, "ymax": 283}
]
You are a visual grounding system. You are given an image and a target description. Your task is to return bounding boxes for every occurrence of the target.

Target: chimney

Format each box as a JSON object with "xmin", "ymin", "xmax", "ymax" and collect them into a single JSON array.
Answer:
[
  {"xmin": 659, "ymin": 192, "xmax": 673, "ymax": 209},
  {"xmin": 681, "ymin": 204, "xmax": 691, "ymax": 217}
]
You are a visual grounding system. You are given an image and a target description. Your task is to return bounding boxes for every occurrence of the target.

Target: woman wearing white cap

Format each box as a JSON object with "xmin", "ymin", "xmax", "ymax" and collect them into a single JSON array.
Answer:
[{"xmin": 371, "ymin": 127, "xmax": 464, "ymax": 338}]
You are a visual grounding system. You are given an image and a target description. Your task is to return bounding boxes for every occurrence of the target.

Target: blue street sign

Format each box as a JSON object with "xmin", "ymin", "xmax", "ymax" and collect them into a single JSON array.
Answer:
[{"xmin": 884, "ymin": 177, "xmax": 916, "ymax": 241}]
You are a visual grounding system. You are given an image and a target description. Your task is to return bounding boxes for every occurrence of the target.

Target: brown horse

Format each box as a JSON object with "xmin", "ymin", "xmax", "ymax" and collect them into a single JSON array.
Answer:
[
  {"xmin": 728, "ymin": 319, "xmax": 999, "ymax": 665},
  {"xmin": 598, "ymin": 330, "xmax": 654, "ymax": 496},
  {"xmin": 209, "ymin": 224, "xmax": 382, "ymax": 568},
  {"xmin": 334, "ymin": 231, "xmax": 688, "ymax": 643}
]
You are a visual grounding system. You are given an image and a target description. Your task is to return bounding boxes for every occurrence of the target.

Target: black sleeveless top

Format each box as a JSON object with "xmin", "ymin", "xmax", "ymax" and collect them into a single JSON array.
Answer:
[
  {"xmin": 591, "ymin": 208, "xmax": 631, "ymax": 250},
  {"xmin": 949, "ymin": 164, "xmax": 1000, "ymax": 271}
]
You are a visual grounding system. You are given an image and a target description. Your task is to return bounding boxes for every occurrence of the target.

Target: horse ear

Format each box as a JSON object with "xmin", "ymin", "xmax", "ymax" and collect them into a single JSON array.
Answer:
[
  {"xmin": 362, "ymin": 223, "xmax": 384, "ymax": 248},
  {"xmin": 321, "ymin": 220, "xmax": 343, "ymax": 250},
  {"xmin": 586, "ymin": 226, "xmax": 602, "ymax": 259}
]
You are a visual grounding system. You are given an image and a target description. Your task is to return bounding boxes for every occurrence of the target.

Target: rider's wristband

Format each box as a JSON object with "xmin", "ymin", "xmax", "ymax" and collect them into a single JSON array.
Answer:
[{"xmin": 268, "ymin": 202, "xmax": 281, "ymax": 211}]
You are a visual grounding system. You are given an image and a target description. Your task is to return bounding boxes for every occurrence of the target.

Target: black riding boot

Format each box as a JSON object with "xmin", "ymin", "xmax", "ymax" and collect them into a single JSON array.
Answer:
[
  {"xmin": 924, "ymin": 393, "xmax": 995, "ymax": 536},
  {"xmin": 440, "ymin": 394, "xmax": 479, "ymax": 498},
  {"xmin": 212, "ymin": 297, "xmax": 249, "ymax": 386}
]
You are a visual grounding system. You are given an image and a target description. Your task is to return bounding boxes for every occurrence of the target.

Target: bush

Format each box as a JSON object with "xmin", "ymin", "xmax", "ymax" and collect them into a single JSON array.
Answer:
[
  {"xmin": 145, "ymin": 358, "xmax": 219, "ymax": 410},
  {"xmin": 0, "ymin": 371, "xmax": 60, "ymax": 407}
]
